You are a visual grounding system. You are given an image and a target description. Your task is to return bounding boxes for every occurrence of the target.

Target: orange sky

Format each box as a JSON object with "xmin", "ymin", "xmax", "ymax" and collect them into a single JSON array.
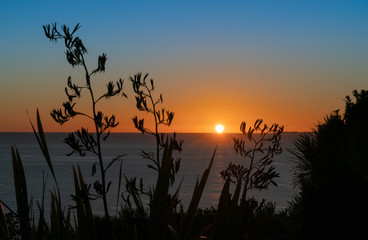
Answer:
[{"xmin": 1, "ymin": 1, "xmax": 367, "ymax": 133}]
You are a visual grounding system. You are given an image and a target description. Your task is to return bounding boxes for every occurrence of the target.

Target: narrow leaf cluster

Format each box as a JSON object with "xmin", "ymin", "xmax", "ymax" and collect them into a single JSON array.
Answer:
[{"xmin": 221, "ymin": 119, "xmax": 284, "ymax": 194}]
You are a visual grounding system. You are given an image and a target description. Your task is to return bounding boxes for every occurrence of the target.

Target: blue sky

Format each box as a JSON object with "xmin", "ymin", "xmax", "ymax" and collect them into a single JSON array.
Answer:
[{"xmin": 1, "ymin": 0, "xmax": 367, "ymax": 132}]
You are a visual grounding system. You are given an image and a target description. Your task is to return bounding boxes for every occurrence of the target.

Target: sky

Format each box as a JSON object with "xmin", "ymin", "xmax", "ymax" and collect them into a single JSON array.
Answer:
[{"xmin": 0, "ymin": 0, "xmax": 367, "ymax": 133}]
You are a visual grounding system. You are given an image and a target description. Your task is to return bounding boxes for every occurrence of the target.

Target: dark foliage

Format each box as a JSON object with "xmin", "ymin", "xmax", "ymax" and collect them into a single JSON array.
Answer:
[
  {"xmin": 0, "ymin": 211, "xmax": 20, "ymax": 240},
  {"xmin": 221, "ymin": 119, "xmax": 284, "ymax": 197},
  {"xmin": 0, "ymin": 21, "xmax": 306, "ymax": 240},
  {"xmin": 289, "ymin": 89, "xmax": 368, "ymax": 239},
  {"xmin": 130, "ymin": 73, "xmax": 182, "ymax": 179},
  {"xmin": 43, "ymin": 23, "xmax": 127, "ymax": 226},
  {"xmin": 122, "ymin": 73, "xmax": 183, "ymax": 214}
]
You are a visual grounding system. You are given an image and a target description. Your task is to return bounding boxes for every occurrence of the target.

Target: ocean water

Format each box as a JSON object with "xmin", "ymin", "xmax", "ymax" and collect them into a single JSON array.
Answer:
[{"xmin": 0, "ymin": 132, "xmax": 300, "ymax": 215}]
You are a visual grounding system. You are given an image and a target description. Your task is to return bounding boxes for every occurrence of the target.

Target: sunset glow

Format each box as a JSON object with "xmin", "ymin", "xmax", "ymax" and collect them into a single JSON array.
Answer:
[
  {"xmin": 0, "ymin": 1, "xmax": 367, "ymax": 133},
  {"xmin": 215, "ymin": 124, "xmax": 224, "ymax": 134}
]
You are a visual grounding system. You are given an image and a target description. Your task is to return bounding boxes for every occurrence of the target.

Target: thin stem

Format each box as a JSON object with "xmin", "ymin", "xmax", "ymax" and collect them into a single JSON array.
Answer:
[
  {"xmin": 75, "ymin": 111, "xmax": 94, "ymax": 120},
  {"xmin": 149, "ymin": 90, "xmax": 160, "ymax": 170},
  {"xmin": 81, "ymin": 54, "xmax": 110, "ymax": 221},
  {"xmin": 94, "ymin": 95, "xmax": 105, "ymax": 104},
  {"xmin": 242, "ymin": 135, "xmax": 261, "ymax": 201},
  {"xmin": 142, "ymin": 82, "xmax": 161, "ymax": 170}
]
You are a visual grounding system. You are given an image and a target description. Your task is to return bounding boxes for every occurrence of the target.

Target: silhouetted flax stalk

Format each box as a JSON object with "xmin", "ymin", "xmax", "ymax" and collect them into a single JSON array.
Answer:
[
  {"xmin": 43, "ymin": 23, "xmax": 127, "ymax": 225},
  {"xmin": 130, "ymin": 73, "xmax": 180, "ymax": 179},
  {"xmin": 82, "ymin": 56, "xmax": 109, "ymax": 220},
  {"xmin": 222, "ymin": 119, "xmax": 283, "ymax": 202},
  {"xmin": 83, "ymin": 54, "xmax": 110, "ymax": 219}
]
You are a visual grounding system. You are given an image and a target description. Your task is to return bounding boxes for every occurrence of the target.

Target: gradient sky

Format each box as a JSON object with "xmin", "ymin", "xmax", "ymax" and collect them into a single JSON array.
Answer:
[{"xmin": 1, "ymin": 0, "xmax": 367, "ymax": 133}]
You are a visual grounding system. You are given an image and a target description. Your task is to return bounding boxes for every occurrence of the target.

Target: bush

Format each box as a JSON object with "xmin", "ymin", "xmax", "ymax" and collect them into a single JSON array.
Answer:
[{"xmin": 289, "ymin": 90, "xmax": 368, "ymax": 239}]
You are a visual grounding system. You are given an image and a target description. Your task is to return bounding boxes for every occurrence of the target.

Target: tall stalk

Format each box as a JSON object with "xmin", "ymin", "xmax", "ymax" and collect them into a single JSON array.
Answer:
[
  {"xmin": 122, "ymin": 73, "xmax": 183, "ymax": 218},
  {"xmin": 80, "ymin": 55, "xmax": 110, "ymax": 219},
  {"xmin": 130, "ymin": 73, "xmax": 182, "ymax": 182},
  {"xmin": 43, "ymin": 23, "xmax": 127, "ymax": 221}
]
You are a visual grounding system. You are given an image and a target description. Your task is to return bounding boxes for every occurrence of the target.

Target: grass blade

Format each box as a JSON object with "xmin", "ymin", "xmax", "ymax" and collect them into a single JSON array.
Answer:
[
  {"xmin": 124, "ymin": 175, "xmax": 145, "ymax": 217},
  {"xmin": 11, "ymin": 146, "xmax": 31, "ymax": 240},
  {"xmin": 149, "ymin": 147, "xmax": 174, "ymax": 239},
  {"xmin": 212, "ymin": 177, "xmax": 230, "ymax": 240},
  {"xmin": 28, "ymin": 109, "xmax": 66, "ymax": 238},
  {"xmin": 72, "ymin": 165, "xmax": 97, "ymax": 240},
  {"xmin": 28, "ymin": 109, "xmax": 59, "ymax": 190},
  {"xmin": 0, "ymin": 202, "xmax": 10, "ymax": 239},
  {"xmin": 35, "ymin": 172, "xmax": 47, "ymax": 239},
  {"xmin": 116, "ymin": 159, "xmax": 123, "ymax": 216},
  {"xmin": 179, "ymin": 147, "xmax": 216, "ymax": 239}
]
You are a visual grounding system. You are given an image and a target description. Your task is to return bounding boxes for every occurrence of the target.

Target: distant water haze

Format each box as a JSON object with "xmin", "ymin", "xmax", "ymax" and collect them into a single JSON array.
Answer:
[{"xmin": 0, "ymin": 132, "xmax": 299, "ymax": 215}]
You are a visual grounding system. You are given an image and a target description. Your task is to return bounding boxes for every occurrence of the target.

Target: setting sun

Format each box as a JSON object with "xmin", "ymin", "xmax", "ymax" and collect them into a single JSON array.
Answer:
[{"xmin": 215, "ymin": 124, "xmax": 224, "ymax": 134}]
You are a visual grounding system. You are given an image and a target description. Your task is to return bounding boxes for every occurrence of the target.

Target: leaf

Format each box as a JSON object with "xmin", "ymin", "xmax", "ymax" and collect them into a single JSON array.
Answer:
[
  {"xmin": 92, "ymin": 163, "xmax": 97, "ymax": 176},
  {"xmin": 150, "ymin": 79, "xmax": 154, "ymax": 90},
  {"xmin": 147, "ymin": 164, "xmax": 158, "ymax": 171},
  {"xmin": 73, "ymin": 165, "xmax": 97, "ymax": 240},
  {"xmin": 148, "ymin": 146, "xmax": 174, "ymax": 239},
  {"xmin": 0, "ymin": 202, "xmax": 10, "ymax": 238},
  {"xmin": 240, "ymin": 121, "xmax": 246, "ymax": 133},
  {"xmin": 116, "ymin": 160, "xmax": 123, "ymax": 215},
  {"xmin": 123, "ymin": 175, "xmax": 145, "ymax": 217},
  {"xmin": 212, "ymin": 177, "xmax": 231, "ymax": 240},
  {"xmin": 179, "ymin": 147, "xmax": 216, "ymax": 239},
  {"xmin": 28, "ymin": 109, "xmax": 59, "ymax": 192},
  {"xmin": 11, "ymin": 147, "xmax": 31, "ymax": 240},
  {"xmin": 106, "ymin": 181, "xmax": 112, "ymax": 193}
]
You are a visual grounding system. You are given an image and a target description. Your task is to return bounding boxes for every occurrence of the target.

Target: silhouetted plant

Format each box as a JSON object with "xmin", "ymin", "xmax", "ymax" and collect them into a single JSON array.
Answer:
[
  {"xmin": 43, "ymin": 23, "xmax": 127, "ymax": 221},
  {"xmin": 123, "ymin": 73, "xmax": 183, "ymax": 211},
  {"xmin": 0, "ymin": 208, "xmax": 20, "ymax": 240},
  {"xmin": 221, "ymin": 119, "xmax": 283, "ymax": 198},
  {"xmin": 120, "ymin": 73, "xmax": 205, "ymax": 239},
  {"xmin": 5, "ymin": 110, "xmax": 153, "ymax": 240},
  {"xmin": 213, "ymin": 119, "xmax": 283, "ymax": 239},
  {"xmin": 289, "ymin": 133, "xmax": 316, "ymax": 189},
  {"xmin": 130, "ymin": 73, "xmax": 182, "ymax": 182},
  {"xmin": 289, "ymin": 89, "xmax": 368, "ymax": 239},
  {"xmin": 0, "ymin": 21, "xmax": 298, "ymax": 240}
]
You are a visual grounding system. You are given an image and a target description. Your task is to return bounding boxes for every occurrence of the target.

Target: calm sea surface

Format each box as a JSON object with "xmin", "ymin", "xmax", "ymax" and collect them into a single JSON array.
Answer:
[{"xmin": 0, "ymin": 132, "xmax": 300, "ymax": 215}]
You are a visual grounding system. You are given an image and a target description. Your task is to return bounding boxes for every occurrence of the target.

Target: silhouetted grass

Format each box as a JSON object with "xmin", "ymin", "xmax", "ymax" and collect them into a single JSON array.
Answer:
[
  {"xmin": 0, "ymin": 23, "xmax": 294, "ymax": 240},
  {"xmin": 1, "ymin": 113, "xmax": 288, "ymax": 240}
]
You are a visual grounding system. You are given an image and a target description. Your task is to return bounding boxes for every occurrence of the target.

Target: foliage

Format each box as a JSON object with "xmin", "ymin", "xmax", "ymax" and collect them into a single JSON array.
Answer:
[
  {"xmin": 1, "ymin": 112, "xmax": 286, "ymax": 240},
  {"xmin": 122, "ymin": 73, "xmax": 183, "ymax": 218},
  {"xmin": 1, "ymin": 202, "xmax": 20, "ymax": 240},
  {"xmin": 1, "ymin": 114, "xmax": 288, "ymax": 240},
  {"xmin": 209, "ymin": 120, "xmax": 284, "ymax": 239},
  {"xmin": 289, "ymin": 89, "xmax": 368, "ymax": 239},
  {"xmin": 175, "ymin": 148, "xmax": 216, "ymax": 240},
  {"xmin": 0, "ymin": 22, "xmax": 291, "ymax": 240},
  {"xmin": 43, "ymin": 23, "xmax": 127, "ymax": 221},
  {"xmin": 1, "ymin": 112, "xmax": 78, "ymax": 239},
  {"xmin": 1, "ymin": 215, "xmax": 20, "ymax": 240},
  {"xmin": 11, "ymin": 147, "xmax": 31, "ymax": 240},
  {"xmin": 130, "ymin": 72, "xmax": 182, "ymax": 183},
  {"xmin": 221, "ymin": 119, "xmax": 283, "ymax": 199}
]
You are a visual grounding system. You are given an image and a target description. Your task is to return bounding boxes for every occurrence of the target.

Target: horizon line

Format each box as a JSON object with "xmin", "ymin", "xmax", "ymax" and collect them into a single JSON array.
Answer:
[{"xmin": 0, "ymin": 131, "xmax": 309, "ymax": 134}]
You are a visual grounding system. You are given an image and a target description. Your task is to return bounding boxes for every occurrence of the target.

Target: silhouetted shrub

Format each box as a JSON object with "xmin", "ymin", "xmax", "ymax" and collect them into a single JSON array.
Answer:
[{"xmin": 289, "ymin": 89, "xmax": 368, "ymax": 239}]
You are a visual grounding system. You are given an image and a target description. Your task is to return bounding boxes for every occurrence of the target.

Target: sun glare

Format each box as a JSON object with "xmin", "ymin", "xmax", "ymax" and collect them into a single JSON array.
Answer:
[{"xmin": 215, "ymin": 124, "xmax": 224, "ymax": 134}]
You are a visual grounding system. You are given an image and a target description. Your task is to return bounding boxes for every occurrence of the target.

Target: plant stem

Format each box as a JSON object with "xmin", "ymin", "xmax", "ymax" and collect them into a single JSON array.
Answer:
[
  {"xmin": 81, "ymin": 55, "xmax": 110, "ymax": 221},
  {"xmin": 146, "ymin": 84, "xmax": 161, "ymax": 170},
  {"xmin": 242, "ymin": 137, "xmax": 259, "ymax": 202},
  {"xmin": 151, "ymin": 96, "xmax": 160, "ymax": 170}
]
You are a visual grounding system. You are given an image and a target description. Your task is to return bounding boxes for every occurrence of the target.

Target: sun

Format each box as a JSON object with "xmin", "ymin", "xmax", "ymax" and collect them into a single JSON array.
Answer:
[{"xmin": 215, "ymin": 124, "xmax": 224, "ymax": 134}]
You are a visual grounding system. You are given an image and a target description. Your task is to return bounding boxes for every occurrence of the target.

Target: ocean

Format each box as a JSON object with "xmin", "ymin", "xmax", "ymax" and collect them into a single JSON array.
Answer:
[{"xmin": 0, "ymin": 132, "xmax": 300, "ymax": 215}]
